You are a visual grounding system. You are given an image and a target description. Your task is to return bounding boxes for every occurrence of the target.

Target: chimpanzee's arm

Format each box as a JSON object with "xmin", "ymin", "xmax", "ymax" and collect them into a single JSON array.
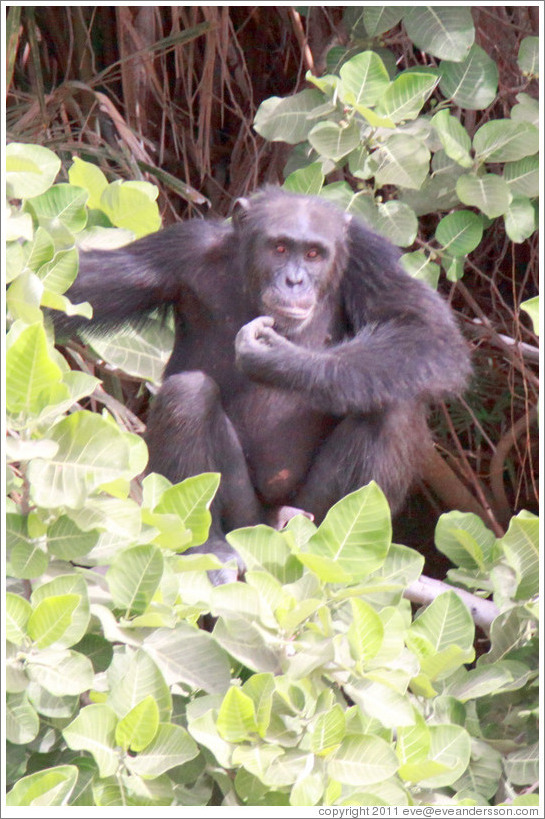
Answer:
[{"xmin": 54, "ymin": 220, "xmax": 229, "ymax": 334}]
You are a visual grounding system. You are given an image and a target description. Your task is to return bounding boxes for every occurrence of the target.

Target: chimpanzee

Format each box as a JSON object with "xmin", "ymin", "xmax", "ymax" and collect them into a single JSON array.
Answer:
[{"xmin": 57, "ymin": 187, "xmax": 471, "ymax": 580}]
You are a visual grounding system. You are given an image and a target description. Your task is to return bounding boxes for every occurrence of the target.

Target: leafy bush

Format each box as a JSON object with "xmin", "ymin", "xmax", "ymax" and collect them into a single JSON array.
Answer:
[{"xmin": 4, "ymin": 143, "xmax": 539, "ymax": 807}]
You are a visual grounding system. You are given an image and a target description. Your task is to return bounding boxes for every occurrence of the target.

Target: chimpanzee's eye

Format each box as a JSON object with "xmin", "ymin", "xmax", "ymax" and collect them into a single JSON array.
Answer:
[
  {"xmin": 275, "ymin": 244, "xmax": 287, "ymax": 254},
  {"xmin": 306, "ymin": 248, "xmax": 320, "ymax": 260}
]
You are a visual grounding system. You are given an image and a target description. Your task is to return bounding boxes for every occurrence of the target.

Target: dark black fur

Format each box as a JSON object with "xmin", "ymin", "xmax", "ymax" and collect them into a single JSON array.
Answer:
[{"xmin": 58, "ymin": 188, "xmax": 471, "ymax": 579}]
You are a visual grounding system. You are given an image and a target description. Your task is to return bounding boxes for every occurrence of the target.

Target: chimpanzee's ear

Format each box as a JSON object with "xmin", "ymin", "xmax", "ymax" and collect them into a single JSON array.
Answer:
[{"xmin": 232, "ymin": 197, "xmax": 251, "ymax": 227}]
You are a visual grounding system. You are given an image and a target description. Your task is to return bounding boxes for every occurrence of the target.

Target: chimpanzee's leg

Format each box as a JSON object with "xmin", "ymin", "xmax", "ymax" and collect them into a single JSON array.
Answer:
[
  {"xmin": 145, "ymin": 371, "xmax": 262, "ymax": 581},
  {"xmin": 295, "ymin": 403, "xmax": 431, "ymax": 523}
]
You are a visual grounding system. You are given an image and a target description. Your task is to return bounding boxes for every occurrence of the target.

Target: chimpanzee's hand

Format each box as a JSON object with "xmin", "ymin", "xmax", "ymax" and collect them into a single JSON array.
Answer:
[{"xmin": 235, "ymin": 316, "xmax": 293, "ymax": 379}]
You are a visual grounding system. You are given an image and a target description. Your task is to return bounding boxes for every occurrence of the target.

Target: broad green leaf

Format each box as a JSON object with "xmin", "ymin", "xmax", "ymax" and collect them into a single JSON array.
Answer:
[
  {"xmin": 419, "ymin": 725, "xmax": 472, "ymax": 787},
  {"xmin": 6, "ymin": 592, "xmax": 32, "ymax": 645},
  {"xmin": 447, "ymin": 660, "xmax": 532, "ymax": 702},
  {"xmin": 408, "ymin": 591, "xmax": 475, "ymax": 653},
  {"xmin": 217, "ymin": 686, "xmax": 259, "ymax": 742},
  {"xmin": 345, "ymin": 678, "xmax": 416, "ymax": 729},
  {"xmin": 431, "ymin": 110, "xmax": 473, "ymax": 168},
  {"xmin": 284, "ymin": 162, "xmax": 324, "ymax": 196},
  {"xmin": 503, "ymin": 155, "xmax": 539, "ymax": 198},
  {"xmin": 26, "ymin": 649, "xmax": 94, "ymax": 697},
  {"xmin": 339, "ymin": 50, "xmax": 390, "ymax": 107},
  {"xmin": 27, "ymin": 410, "xmax": 133, "ymax": 509},
  {"xmin": 125, "ymin": 722, "xmax": 199, "ymax": 777},
  {"xmin": 439, "ymin": 45, "xmax": 498, "ymax": 110},
  {"xmin": 348, "ymin": 598, "xmax": 384, "ymax": 661},
  {"xmin": 188, "ymin": 695, "xmax": 237, "ymax": 768},
  {"xmin": 46, "ymin": 515, "xmax": 99, "ymax": 560},
  {"xmin": 212, "ymin": 616, "xmax": 281, "ymax": 674},
  {"xmin": 401, "ymin": 251, "xmax": 440, "ymax": 288},
  {"xmin": 511, "ymin": 92, "xmax": 539, "ymax": 127},
  {"xmin": 457, "ymin": 173, "xmax": 512, "ymax": 218},
  {"xmin": 6, "ymin": 142, "xmax": 61, "ymax": 199},
  {"xmin": 310, "ymin": 704, "xmax": 346, "ymax": 754},
  {"xmin": 83, "ymin": 318, "xmax": 174, "ymax": 385},
  {"xmin": 8, "ymin": 519, "xmax": 49, "ymax": 579},
  {"xmin": 451, "ymin": 738, "xmax": 503, "ymax": 799},
  {"xmin": 100, "ymin": 181, "xmax": 161, "ymax": 238},
  {"xmin": 301, "ymin": 483, "xmax": 391, "ymax": 581},
  {"xmin": 107, "ymin": 544, "xmax": 164, "ymax": 616},
  {"xmin": 474, "ymin": 120, "xmax": 539, "ymax": 163},
  {"xmin": 242, "ymin": 673, "xmax": 275, "ymax": 737},
  {"xmin": 211, "ymin": 581, "xmax": 261, "ymax": 620},
  {"xmin": 497, "ymin": 510, "xmax": 539, "ymax": 599},
  {"xmin": 107, "ymin": 649, "xmax": 172, "ymax": 721},
  {"xmin": 504, "ymin": 196, "xmax": 537, "ymax": 244},
  {"xmin": 373, "ymin": 135, "xmax": 430, "ymax": 189},
  {"xmin": 6, "ymin": 692, "xmax": 40, "ymax": 744},
  {"xmin": 228, "ymin": 524, "xmax": 300, "ymax": 584},
  {"xmin": 27, "ymin": 594, "xmax": 80, "ymax": 648},
  {"xmin": 403, "ymin": 6, "xmax": 474, "ymax": 61},
  {"xmin": 26, "ymin": 184, "xmax": 88, "ymax": 243},
  {"xmin": 328, "ymin": 734, "xmax": 399, "ymax": 785},
  {"xmin": 144, "ymin": 622, "xmax": 231, "ymax": 693},
  {"xmin": 253, "ymin": 89, "xmax": 324, "ymax": 143},
  {"xmin": 69, "ymin": 157, "xmax": 109, "ymax": 210},
  {"xmin": 115, "ymin": 694, "xmax": 159, "ymax": 751},
  {"xmin": 37, "ymin": 247, "xmax": 79, "ymax": 295},
  {"xmin": 154, "ymin": 472, "xmax": 220, "ymax": 548},
  {"xmin": 290, "ymin": 773, "xmax": 324, "ymax": 807},
  {"xmin": 63, "ymin": 704, "xmax": 119, "ymax": 778},
  {"xmin": 308, "ymin": 120, "xmax": 361, "ymax": 162},
  {"xmin": 435, "ymin": 210, "xmax": 483, "ymax": 256},
  {"xmin": 435, "ymin": 511, "xmax": 496, "ymax": 570},
  {"xmin": 24, "ymin": 226, "xmax": 55, "ymax": 271},
  {"xmin": 517, "ymin": 36, "xmax": 539, "ymax": 78},
  {"xmin": 363, "ymin": 7, "xmax": 403, "ymax": 37},
  {"xmin": 504, "ymin": 742, "xmax": 539, "ymax": 786},
  {"xmin": 6, "ymin": 269, "xmax": 43, "ymax": 323},
  {"xmin": 375, "ymin": 200, "xmax": 417, "ymax": 247},
  {"xmin": 5, "ymin": 765, "xmax": 78, "ymax": 807},
  {"xmin": 376, "ymin": 72, "xmax": 438, "ymax": 122},
  {"xmin": 6, "ymin": 323, "xmax": 63, "ymax": 415}
]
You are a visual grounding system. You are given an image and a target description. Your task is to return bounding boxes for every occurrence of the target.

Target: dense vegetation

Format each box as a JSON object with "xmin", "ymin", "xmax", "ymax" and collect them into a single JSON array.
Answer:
[{"xmin": 5, "ymin": 5, "xmax": 539, "ymax": 808}]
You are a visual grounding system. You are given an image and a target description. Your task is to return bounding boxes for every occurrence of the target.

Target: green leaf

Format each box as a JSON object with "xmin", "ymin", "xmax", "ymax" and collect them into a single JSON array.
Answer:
[
  {"xmin": 6, "ymin": 592, "xmax": 32, "ymax": 645},
  {"xmin": 115, "ymin": 694, "xmax": 159, "ymax": 751},
  {"xmin": 504, "ymin": 742, "xmax": 539, "ymax": 786},
  {"xmin": 6, "ymin": 142, "xmax": 61, "ymax": 199},
  {"xmin": 253, "ymin": 89, "xmax": 324, "ymax": 144},
  {"xmin": 373, "ymin": 134, "xmax": 430, "ymax": 190},
  {"xmin": 504, "ymin": 196, "xmax": 537, "ymax": 244},
  {"xmin": 517, "ymin": 36, "xmax": 539, "ymax": 78},
  {"xmin": 503, "ymin": 155, "xmax": 539, "ymax": 198},
  {"xmin": 5, "ymin": 765, "xmax": 78, "ymax": 807},
  {"xmin": 37, "ymin": 247, "xmax": 79, "ymax": 294},
  {"xmin": 125, "ymin": 723, "xmax": 199, "ymax": 777},
  {"xmin": 284, "ymin": 162, "xmax": 324, "ymax": 195},
  {"xmin": 308, "ymin": 120, "xmax": 361, "ymax": 162},
  {"xmin": 403, "ymin": 6, "xmax": 474, "ymax": 61},
  {"xmin": 300, "ymin": 483, "xmax": 391, "ymax": 582},
  {"xmin": 63, "ymin": 704, "xmax": 119, "ymax": 778},
  {"xmin": 439, "ymin": 44, "xmax": 498, "ymax": 110},
  {"xmin": 144, "ymin": 623, "xmax": 232, "ymax": 694},
  {"xmin": 6, "ymin": 323, "xmax": 63, "ymax": 415},
  {"xmin": 25, "ymin": 226, "xmax": 55, "ymax": 271},
  {"xmin": 474, "ymin": 120, "xmax": 539, "ymax": 163},
  {"xmin": 6, "ymin": 692, "xmax": 40, "ymax": 744},
  {"xmin": 328, "ymin": 734, "xmax": 399, "ymax": 786},
  {"xmin": 376, "ymin": 72, "xmax": 438, "ymax": 122},
  {"xmin": 401, "ymin": 251, "xmax": 440, "ymax": 288},
  {"xmin": 26, "ymin": 184, "xmax": 88, "ymax": 243},
  {"xmin": 363, "ymin": 8, "xmax": 403, "ymax": 37},
  {"xmin": 26, "ymin": 649, "xmax": 94, "ymax": 696},
  {"xmin": 100, "ymin": 181, "xmax": 161, "ymax": 238},
  {"xmin": 497, "ymin": 510, "xmax": 539, "ymax": 599},
  {"xmin": 348, "ymin": 598, "xmax": 384, "ymax": 661},
  {"xmin": 375, "ymin": 200, "xmax": 417, "ymax": 247},
  {"xmin": 68, "ymin": 157, "xmax": 109, "ymax": 210},
  {"xmin": 217, "ymin": 686, "xmax": 259, "ymax": 742},
  {"xmin": 435, "ymin": 210, "xmax": 483, "ymax": 256},
  {"xmin": 27, "ymin": 410, "xmax": 133, "ymax": 509},
  {"xmin": 310, "ymin": 704, "xmax": 346, "ymax": 754},
  {"xmin": 447, "ymin": 660, "xmax": 533, "ymax": 702},
  {"xmin": 107, "ymin": 649, "xmax": 172, "ymax": 721},
  {"xmin": 46, "ymin": 515, "xmax": 99, "ymax": 560},
  {"xmin": 154, "ymin": 472, "xmax": 220, "ymax": 548},
  {"xmin": 419, "ymin": 725, "xmax": 472, "ymax": 787},
  {"xmin": 107, "ymin": 544, "xmax": 164, "ymax": 616},
  {"xmin": 456, "ymin": 173, "xmax": 512, "ymax": 218},
  {"xmin": 431, "ymin": 110, "xmax": 473, "ymax": 168},
  {"xmin": 408, "ymin": 591, "xmax": 475, "ymax": 654},
  {"xmin": 339, "ymin": 50, "xmax": 390, "ymax": 107},
  {"xmin": 435, "ymin": 511, "xmax": 496, "ymax": 570},
  {"xmin": 27, "ymin": 594, "xmax": 80, "ymax": 648},
  {"xmin": 241, "ymin": 673, "xmax": 275, "ymax": 737}
]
